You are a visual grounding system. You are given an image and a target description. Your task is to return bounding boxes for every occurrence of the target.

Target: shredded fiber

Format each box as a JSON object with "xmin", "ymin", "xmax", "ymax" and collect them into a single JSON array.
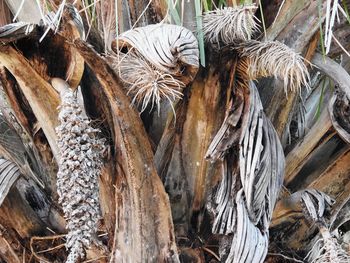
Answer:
[
  {"xmin": 306, "ymin": 227, "xmax": 350, "ymax": 263},
  {"xmin": 236, "ymin": 40, "xmax": 310, "ymax": 93},
  {"xmin": 203, "ymin": 5, "xmax": 259, "ymax": 45},
  {"xmin": 115, "ymin": 53, "xmax": 185, "ymax": 114}
]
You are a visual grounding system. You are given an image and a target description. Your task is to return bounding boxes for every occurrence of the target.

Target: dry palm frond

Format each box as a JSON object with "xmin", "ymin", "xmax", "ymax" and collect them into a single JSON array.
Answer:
[
  {"xmin": 300, "ymin": 189, "xmax": 348, "ymax": 263},
  {"xmin": 300, "ymin": 189, "xmax": 335, "ymax": 222},
  {"xmin": 114, "ymin": 24, "xmax": 199, "ymax": 114},
  {"xmin": 225, "ymin": 190, "xmax": 269, "ymax": 263},
  {"xmin": 115, "ymin": 53, "xmax": 185, "ymax": 114},
  {"xmin": 323, "ymin": 0, "xmax": 350, "ymax": 55},
  {"xmin": 306, "ymin": 226, "xmax": 350, "ymax": 263},
  {"xmin": 202, "ymin": 5, "xmax": 259, "ymax": 45},
  {"xmin": 207, "ymin": 82, "xmax": 284, "ymax": 263},
  {"xmin": 236, "ymin": 40, "xmax": 310, "ymax": 93},
  {"xmin": 95, "ymin": 0, "xmax": 116, "ymax": 51}
]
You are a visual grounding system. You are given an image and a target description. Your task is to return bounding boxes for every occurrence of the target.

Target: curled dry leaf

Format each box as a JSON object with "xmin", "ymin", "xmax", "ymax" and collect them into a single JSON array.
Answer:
[
  {"xmin": 202, "ymin": 5, "xmax": 259, "ymax": 45},
  {"xmin": 113, "ymin": 24, "xmax": 199, "ymax": 113},
  {"xmin": 225, "ymin": 190, "xmax": 269, "ymax": 263},
  {"xmin": 115, "ymin": 24, "xmax": 199, "ymax": 77},
  {"xmin": 300, "ymin": 189, "xmax": 335, "ymax": 222},
  {"xmin": 236, "ymin": 40, "xmax": 310, "ymax": 93}
]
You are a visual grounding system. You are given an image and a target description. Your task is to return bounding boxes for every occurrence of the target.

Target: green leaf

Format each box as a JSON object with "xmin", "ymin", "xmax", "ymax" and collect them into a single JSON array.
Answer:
[
  {"xmin": 195, "ymin": 0, "xmax": 206, "ymax": 67},
  {"xmin": 341, "ymin": 0, "xmax": 350, "ymax": 25},
  {"xmin": 165, "ymin": 0, "xmax": 181, "ymax": 25},
  {"xmin": 258, "ymin": 0, "xmax": 267, "ymax": 39},
  {"xmin": 203, "ymin": 0, "xmax": 209, "ymax": 12},
  {"xmin": 314, "ymin": 77, "xmax": 327, "ymax": 121},
  {"xmin": 218, "ymin": 0, "xmax": 226, "ymax": 8},
  {"xmin": 317, "ymin": 0, "xmax": 326, "ymax": 59}
]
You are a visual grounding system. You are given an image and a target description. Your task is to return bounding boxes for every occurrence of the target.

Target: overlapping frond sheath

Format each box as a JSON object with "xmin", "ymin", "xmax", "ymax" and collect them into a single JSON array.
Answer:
[
  {"xmin": 236, "ymin": 40, "xmax": 310, "ymax": 93},
  {"xmin": 203, "ymin": 5, "xmax": 259, "ymax": 45},
  {"xmin": 56, "ymin": 88, "xmax": 105, "ymax": 263}
]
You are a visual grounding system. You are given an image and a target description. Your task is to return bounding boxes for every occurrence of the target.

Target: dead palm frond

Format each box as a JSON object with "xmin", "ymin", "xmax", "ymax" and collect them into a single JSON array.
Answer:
[
  {"xmin": 306, "ymin": 226, "xmax": 350, "ymax": 263},
  {"xmin": 299, "ymin": 189, "xmax": 349, "ymax": 263},
  {"xmin": 301, "ymin": 189, "xmax": 335, "ymax": 222},
  {"xmin": 323, "ymin": 0, "xmax": 350, "ymax": 55},
  {"xmin": 236, "ymin": 40, "xmax": 310, "ymax": 93},
  {"xmin": 115, "ymin": 53, "xmax": 185, "ymax": 114},
  {"xmin": 202, "ymin": 5, "xmax": 259, "ymax": 45},
  {"xmin": 113, "ymin": 24, "xmax": 199, "ymax": 115},
  {"xmin": 207, "ymin": 82, "xmax": 285, "ymax": 262}
]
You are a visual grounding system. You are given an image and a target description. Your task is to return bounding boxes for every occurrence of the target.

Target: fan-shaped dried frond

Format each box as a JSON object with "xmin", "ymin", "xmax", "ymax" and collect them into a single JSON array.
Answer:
[
  {"xmin": 54, "ymin": 79, "xmax": 105, "ymax": 263},
  {"xmin": 208, "ymin": 159, "xmax": 238, "ymax": 235},
  {"xmin": 236, "ymin": 40, "xmax": 310, "ymax": 93},
  {"xmin": 113, "ymin": 24, "xmax": 199, "ymax": 113},
  {"xmin": 202, "ymin": 5, "xmax": 259, "ymax": 45},
  {"xmin": 115, "ymin": 24, "xmax": 199, "ymax": 84},
  {"xmin": 114, "ymin": 53, "xmax": 185, "ymax": 113},
  {"xmin": 239, "ymin": 84, "xmax": 285, "ymax": 224}
]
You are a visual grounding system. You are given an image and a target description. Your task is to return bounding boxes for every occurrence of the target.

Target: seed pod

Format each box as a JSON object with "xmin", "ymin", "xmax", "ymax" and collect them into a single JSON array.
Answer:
[{"xmin": 54, "ymin": 78, "xmax": 105, "ymax": 263}]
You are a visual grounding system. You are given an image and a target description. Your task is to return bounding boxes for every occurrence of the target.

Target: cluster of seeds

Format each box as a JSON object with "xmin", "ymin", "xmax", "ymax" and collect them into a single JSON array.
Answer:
[{"xmin": 56, "ymin": 89, "xmax": 105, "ymax": 263}]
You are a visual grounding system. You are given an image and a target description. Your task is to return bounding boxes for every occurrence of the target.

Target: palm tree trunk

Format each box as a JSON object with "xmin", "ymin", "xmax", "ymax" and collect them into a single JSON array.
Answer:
[{"xmin": 0, "ymin": 1, "xmax": 349, "ymax": 263}]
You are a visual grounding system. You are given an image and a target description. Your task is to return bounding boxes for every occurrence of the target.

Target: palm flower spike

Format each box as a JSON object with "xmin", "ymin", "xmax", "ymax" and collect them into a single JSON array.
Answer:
[{"xmin": 52, "ymin": 78, "xmax": 105, "ymax": 263}]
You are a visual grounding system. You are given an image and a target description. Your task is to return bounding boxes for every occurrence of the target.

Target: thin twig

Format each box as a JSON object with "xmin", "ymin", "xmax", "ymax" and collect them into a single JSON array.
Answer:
[
  {"xmin": 37, "ymin": 244, "xmax": 65, "ymax": 254},
  {"xmin": 332, "ymin": 35, "xmax": 350, "ymax": 57},
  {"xmin": 79, "ymin": 0, "xmax": 101, "ymax": 13},
  {"xmin": 31, "ymin": 234, "xmax": 66, "ymax": 241},
  {"xmin": 131, "ymin": 0, "xmax": 153, "ymax": 29},
  {"xmin": 83, "ymin": 256, "xmax": 108, "ymax": 263},
  {"xmin": 202, "ymin": 247, "xmax": 220, "ymax": 261},
  {"xmin": 30, "ymin": 238, "xmax": 51, "ymax": 263},
  {"xmin": 268, "ymin": 252, "xmax": 304, "ymax": 263}
]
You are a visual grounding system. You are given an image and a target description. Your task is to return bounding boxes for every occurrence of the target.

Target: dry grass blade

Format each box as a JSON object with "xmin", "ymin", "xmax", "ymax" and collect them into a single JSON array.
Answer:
[
  {"xmin": 114, "ymin": 53, "xmax": 185, "ymax": 114},
  {"xmin": 236, "ymin": 40, "xmax": 310, "ymax": 93},
  {"xmin": 202, "ymin": 5, "xmax": 259, "ymax": 45}
]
